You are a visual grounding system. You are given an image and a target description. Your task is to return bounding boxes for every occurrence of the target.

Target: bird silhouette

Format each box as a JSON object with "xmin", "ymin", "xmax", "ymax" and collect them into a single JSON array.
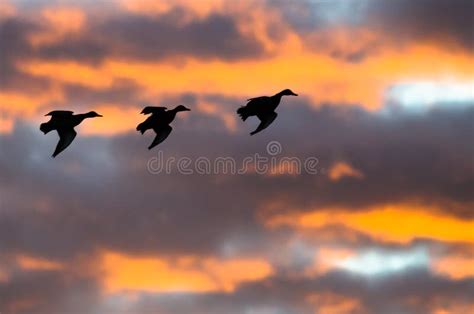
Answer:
[
  {"xmin": 136, "ymin": 105, "xmax": 191, "ymax": 149},
  {"xmin": 237, "ymin": 89, "xmax": 298, "ymax": 135},
  {"xmin": 40, "ymin": 110, "xmax": 103, "ymax": 157}
]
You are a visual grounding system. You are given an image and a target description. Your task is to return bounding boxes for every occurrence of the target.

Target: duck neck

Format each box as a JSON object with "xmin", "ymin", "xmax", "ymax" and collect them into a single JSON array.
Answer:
[
  {"xmin": 273, "ymin": 91, "xmax": 285, "ymax": 100},
  {"xmin": 75, "ymin": 112, "xmax": 94, "ymax": 122},
  {"xmin": 168, "ymin": 108, "xmax": 179, "ymax": 119}
]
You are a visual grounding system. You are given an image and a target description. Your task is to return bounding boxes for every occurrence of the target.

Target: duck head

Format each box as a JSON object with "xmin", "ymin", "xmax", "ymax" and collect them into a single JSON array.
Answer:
[
  {"xmin": 86, "ymin": 111, "xmax": 103, "ymax": 118},
  {"xmin": 280, "ymin": 89, "xmax": 298, "ymax": 96},
  {"xmin": 174, "ymin": 105, "xmax": 191, "ymax": 112}
]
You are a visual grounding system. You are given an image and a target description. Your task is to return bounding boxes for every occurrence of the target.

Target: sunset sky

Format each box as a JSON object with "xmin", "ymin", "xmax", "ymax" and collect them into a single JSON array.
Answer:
[{"xmin": 0, "ymin": 0, "xmax": 473, "ymax": 313}]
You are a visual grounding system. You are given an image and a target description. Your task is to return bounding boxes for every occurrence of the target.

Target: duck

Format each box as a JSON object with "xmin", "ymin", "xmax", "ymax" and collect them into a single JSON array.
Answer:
[
  {"xmin": 136, "ymin": 105, "xmax": 191, "ymax": 150},
  {"xmin": 237, "ymin": 89, "xmax": 298, "ymax": 135},
  {"xmin": 40, "ymin": 110, "xmax": 103, "ymax": 158}
]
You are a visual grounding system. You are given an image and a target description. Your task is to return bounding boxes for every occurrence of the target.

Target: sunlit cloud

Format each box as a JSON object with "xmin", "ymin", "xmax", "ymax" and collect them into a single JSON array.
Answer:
[
  {"xmin": 15, "ymin": 44, "xmax": 473, "ymax": 117},
  {"xmin": 102, "ymin": 251, "xmax": 272, "ymax": 294},
  {"xmin": 80, "ymin": 105, "xmax": 141, "ymax": 135},
  {"xmin": 0, "ymin": 1, "xmax": 16, "ymax": 21},
  {"xmin": 306, "ymin": 292, "xmax": 363, "ymax": 314},
  {"xmin": 0, "ymin": 116, "xmax": 14, "ymax": 134},
  {"xmin": 1, "ymin": 0, "xmax": 473, "ymax": 312},
  {"xmin": 16, "ymin": 255, "xmax": 63, "ymax": 271},
  {"xmin": 432, "ymin": 254, "xmax": 474, "ymax": 280},
  {"xmin": 337, "ymin": 247, "xmax": 428, "ymax": 276},
  {"xmin": 309, "ymin": 247, "xmax": 355, "ymax": 275},
  {"xmin": 386, "ymin": 81, "xmax": 474, "ymax": 112},
  {"xmin": 266, "ymin": 204, "xmax": 474, "ymax": 244},
  {"xmin": 0, "ymin": 267, "xmax": 8, "ymax": 283},
  {"xmin": 328, "ymin": 161, "xmax": 364, "ymax": 181},
  {"xmin": 29, "ymin": 6, "xmax": 86, "ymax": 47}
]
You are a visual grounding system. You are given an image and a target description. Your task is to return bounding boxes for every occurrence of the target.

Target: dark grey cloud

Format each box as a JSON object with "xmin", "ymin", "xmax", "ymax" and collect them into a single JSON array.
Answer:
[
  {"xmin": 35, "ymin": 36, "xmax": 108, "ymax": 65},
  {"xmin": 60, "ymin": 79, "xmax": 144, "ymax": 107},
  {"xmin": 30, "ymin": 9, "xmax": 265, "ymax": 63},
  {"xmin": 1, "ymin": 100, "xmax": 473, "ymax": 261},
  {"xmin": 0, "ymin": 7, "xmax": 265, "ymax": 68},
  {"xmin": 1, "ymin": 96, "xmax": 473, "ymax": 312},
  {"xmin": 67, "ymin": 269, "xmax": 473, "ymax": 314},
  {"xmin": 0, "ymin": 18, "xmax": 51, "ymax": 93},
  {"xmin": 271, "ymin": 0, "xmax": 474, "ymax": 56},
  {"xmin": 0, "ymin": 8, "xmax": 266, "ymax": 98},
  {"xmin": 98, "ymin": 11, "xmax": 265, "ymax": 61},
  {"xmin": 368, "ymin": 0, "xmax": 474, "ymax": 50},
  {"xmin": 1, "ymin": 242, "xmax": 473, "ymax": 314}
]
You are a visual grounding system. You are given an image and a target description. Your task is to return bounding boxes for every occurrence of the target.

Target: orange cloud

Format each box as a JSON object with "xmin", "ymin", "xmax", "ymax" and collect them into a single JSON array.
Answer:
[
  {"xmin": 0, "ymin": 267, "xmax": 8, "ymax": 283},
  {"xmin": 306, "ymin": 292, "xmax": 363, "ymax": 314},
  {"xmin": 120, "ymin": 0, "xmax": 225, "ymax": 20},
  {"xmin": 18, "ymin": 43, "xmax": 473, "ymax": 112},
  {"xmin": 307, "ymin": 247, "xmax": 355, "ymax": 276},
  {"xmin": 0, "ymin": 91, "xmax": 62, "ymax": 116},
  {"xmin": 102, "ymin": 251, "xmax": 272, "ymax": 294},
  {"xmin": 29, "ymin": 7, "xmax": 86, "ymax": 46},
  {"xmin": 197, "ymin": 102, "xmax": 237, "ymax": 132},
  {"xmin": 266, "ymin": 204, "xmax": 474, "ymax": 244},
  {"xmin": 0, "ymin": 1, "xmax": 16, "ymax": 20},
  {"xmin": 0, "ymin": 116, "xmax": 14, "ymax": 134},
  {"xmin": 328, "ymin": 161, "xmax": 364, "ymax": 181},
  {"xmin": 80, "ymin": 105, "xmax": 142, "ymax": 135},
  {"xmin": 42, "ymin": 7, "xmax": 85, "ymax": 32},
  {"xmin": 432, "ymin": 301, "xmax": 474, "ymax": 314},
  {"xmin": 432, "ymin": 254, "xmax": 474, "ymax": 280},
  {"xmin": 16, "ymin": 255, "xmax": 63, "ymax": 271},
  {"xmin": 0, "ymin": 89, "xmax": 65, "ymax": 134},
  {"xmin": 19, "ymin": 62, "xmax": 113, "ymax": 89}
]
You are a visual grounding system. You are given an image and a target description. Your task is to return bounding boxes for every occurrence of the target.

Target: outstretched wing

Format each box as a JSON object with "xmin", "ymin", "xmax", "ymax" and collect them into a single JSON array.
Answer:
[
  {"xmin": 52, "ymin": 128, "xmax": 77, "ymax": 157},
  {"xmin": 141, "ymin": 106, "xmax": 167, "ymax": 115},
  {"xmin": 149, "ymin": 125, "xmax": 172, "ymax": 150},
  {"xmin": 247, "ymin": 96, "xmax": 268, "ymax": 102},
  {"xmin": 45, "ymin": 110, "xmax": 74, "ymax": 116},
  {"xmin": 250, "ymin": 112, "xmax": 278, "ymax": 136}
]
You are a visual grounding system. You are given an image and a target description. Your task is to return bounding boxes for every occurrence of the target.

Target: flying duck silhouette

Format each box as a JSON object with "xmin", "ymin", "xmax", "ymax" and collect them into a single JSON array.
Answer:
[
  {"xmin": 40, "ymin": 110, "xmax": 103, "ymax": 157},
  {"xmin": 237, "ymin": 89, "xmax": 298, "ymax": 135},
  {"xmin": 136, "ymin": 105, "xmax": 191, "ymax": 149}
]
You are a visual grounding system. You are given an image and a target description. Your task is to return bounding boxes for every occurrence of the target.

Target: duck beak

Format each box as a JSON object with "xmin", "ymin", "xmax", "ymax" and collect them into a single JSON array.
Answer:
[
  {"xmin": 291, "ymin": 92, "xmax": 298, "ymax": 96},
  {"xmin": 184, "ymin": 107, "xmax": 191, "ymax": 111},
  {"xmin": 97, "ymin": 114, "xmax": 103, "ymax": 117}
]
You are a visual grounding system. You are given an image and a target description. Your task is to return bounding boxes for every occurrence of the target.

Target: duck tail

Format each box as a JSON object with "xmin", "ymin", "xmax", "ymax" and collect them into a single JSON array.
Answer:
[
  {"xmin": 136, "ymin": 122, "xmax": 147, "ymax": 134},
  {"xmin": 237, "ymin": 106, "xmax": 250, "ymax": 121},
  {"xmin": 40, "ymin": 122, "xmax": 53, "ymax": 134}
]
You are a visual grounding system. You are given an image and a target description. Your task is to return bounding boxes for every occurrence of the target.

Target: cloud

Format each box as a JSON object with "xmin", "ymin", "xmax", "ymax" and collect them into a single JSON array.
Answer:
[
  {"xmin": 0, "ymin": 18, "xmax": 52, "ymax": 93},
  {"xmin": 1, "ymin": 1, "xmax": 473, "ymax": 311},
  {"xmin": 274, "ymin": 0, "xmax": 474, "ymax": 51},
  {"xmin": 102, "ymin": 251, "xmax": 272, "ymax": 294},
  {"xmin": 328, "ymin": 161, "xmax": 364, "ymax": 181},
  {"xmin": 266, "ymin": 204, "xmax": 474, "ymax": 244},
  {"xmin": 1, "ymin": 103, "xmax": 472, "ymax": 262},
  {"xmin": 368, "ymin": 0, "xmax": 474, "ymax": 50}
]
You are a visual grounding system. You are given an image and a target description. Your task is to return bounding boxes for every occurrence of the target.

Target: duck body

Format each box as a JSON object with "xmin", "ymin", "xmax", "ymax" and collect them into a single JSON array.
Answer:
[
  {"xmin": 237, "ymin": 89, "xmax": 297, "ymax": 135},
  {"xmin": 137, "ymin": 105, "xmax": 190, "ymax": 149},
  {"xmin": 40, "ymin": 110, "xmax": 103, "ymax": 157}
]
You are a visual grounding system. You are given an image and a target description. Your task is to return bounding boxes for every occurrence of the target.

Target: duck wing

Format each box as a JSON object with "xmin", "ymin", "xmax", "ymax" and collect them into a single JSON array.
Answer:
[
  {"xmin": 52, "ymin": 128, "xmax": 77, "ymax": 157},
  {"xmin": 149, "ymin": 125, "xmax": 172, "ymax": 150},
  {"xmin": 250, "ymin": 112, "xmax": 278, "ymax": 136},
  {"xmin": 247, "ymin": 96, "xmax": 269, "ymax": 102},
  {"xmin": 237, "ymin": 96, "xmax": 271, "ymax": 119},
  {"xmin": 141, "ymin": 106, "xmax": 167, "ymax": 115},
  {"xmin": 246, "ymin": 96, "xmax": 272, "ymax": 111},
  {"xmin": 46, "ymin": 110, "xmax": 74, "ymax": 117}
]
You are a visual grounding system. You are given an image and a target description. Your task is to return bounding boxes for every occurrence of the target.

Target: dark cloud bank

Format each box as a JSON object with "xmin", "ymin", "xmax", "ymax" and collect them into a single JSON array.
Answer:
[{"xmin": 1, "ymin": 98, "xmax": 473, "ymax": 313}]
